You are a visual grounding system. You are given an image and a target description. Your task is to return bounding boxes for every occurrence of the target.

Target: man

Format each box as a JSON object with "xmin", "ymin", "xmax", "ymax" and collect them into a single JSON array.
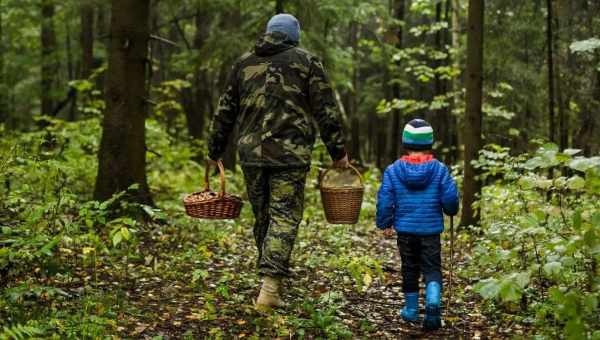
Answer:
[{"xmin": 207, "ymin": 13, "xmax": 348, "ymax": 309}]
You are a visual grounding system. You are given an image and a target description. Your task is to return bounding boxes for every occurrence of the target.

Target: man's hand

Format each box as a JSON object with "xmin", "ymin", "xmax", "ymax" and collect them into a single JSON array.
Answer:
[
  {"xmin": 333, "ymin": 154, "xmax": 350, "ymax": 168},
  {"xmin": 383, "ymin": 228, "xmax": 395, "ymax": 238}
]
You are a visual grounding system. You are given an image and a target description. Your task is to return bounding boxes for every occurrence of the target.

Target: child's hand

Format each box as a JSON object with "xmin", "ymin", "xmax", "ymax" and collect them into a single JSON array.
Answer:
[{"xmin": 383, "ymin": 228, "xmax": 395, "ymax": 238}]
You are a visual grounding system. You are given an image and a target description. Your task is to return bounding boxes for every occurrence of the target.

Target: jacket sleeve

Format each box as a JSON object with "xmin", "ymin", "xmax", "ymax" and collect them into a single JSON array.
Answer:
[
  {"xmin": 376, "ymin": 168, "xmax": 395, "ymax": 229},
  {"xmin": 208, "ymin": 63, "xmax": 240, "ymax": 161},
  {"xmin": 308, "ymin": 58, "xmax": 346, "ymax": 161},
  {"xmin": 440, "ymin": 164, "xmax": 460, "ymax": 216}
]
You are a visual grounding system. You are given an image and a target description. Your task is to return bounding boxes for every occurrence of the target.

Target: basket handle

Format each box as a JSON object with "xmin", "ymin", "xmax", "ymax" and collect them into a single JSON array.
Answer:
[
  {"xmin": 204, "ymin": 160, "xmax": 226, "ymax": 197},
  {"xmin": 320, "ymin": 164, "xmax": 364, "ymax": 187}
]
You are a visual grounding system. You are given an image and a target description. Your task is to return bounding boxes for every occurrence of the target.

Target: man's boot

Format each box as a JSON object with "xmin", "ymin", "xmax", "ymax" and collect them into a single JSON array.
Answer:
[
  {"xmin": 255, "ymin": 276, "xmax": 284, "ymax": 310},
  {"xmin": 400, "ymin": 292, "xmax": 420, "ymax": 322},
  {"xmin": 423, "ymin": 281, "xmax": 442, "ymax": 330}
]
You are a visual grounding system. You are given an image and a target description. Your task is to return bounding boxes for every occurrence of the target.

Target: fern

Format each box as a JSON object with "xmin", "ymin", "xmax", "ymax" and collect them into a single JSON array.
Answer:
[{"xmin": 0, "ymin": 324, "xmax": 44, "ymax": 340}]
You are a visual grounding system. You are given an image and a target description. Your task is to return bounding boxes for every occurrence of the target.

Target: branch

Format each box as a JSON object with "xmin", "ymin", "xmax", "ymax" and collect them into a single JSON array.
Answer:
[
  {"xmin": 143, "ymin": 97, "xmax": 158, "ymax": 106},
  {"xmin": 150, "ymin": 35, "xmax": 178, "ymax": 47},
  {"xmin": 154, "ymin": 12, "xmax": 198, "ymax": 30},
  {"xmin": 172, "ymin": 20, "xmax": 192, "ymax": 50}
]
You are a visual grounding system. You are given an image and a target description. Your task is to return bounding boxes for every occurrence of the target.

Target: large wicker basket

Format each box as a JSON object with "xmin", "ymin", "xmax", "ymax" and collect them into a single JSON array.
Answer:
[
  {"xmin": 183, "ymin": 160, "xmax": 242, "ymax": 219},
  {"xmin": 320, "ymin": 165, "xmax": 364, "ymax": 225}
]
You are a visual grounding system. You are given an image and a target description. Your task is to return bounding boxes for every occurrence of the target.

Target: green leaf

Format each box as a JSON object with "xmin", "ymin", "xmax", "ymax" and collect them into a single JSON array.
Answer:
[
  {"xmin": 191, "ymin": 269, "xmax": 209, "ymax": 284},
  {"xmin": 38, "ymin": 236, "xmax": 61, "ymax": 257},
  {"xmin": 584, "ymin": 295, "xmax": 598, "ymax": 313},
  {"xmin": 499, "ymin": 280, "xmax": 521, "ymax": 302},
  {"xmin": 592, "ymin": 212, "xmax": 600, "ymax": 228},
  {"xmin": 565, "ymin": 318, "xmax": 586, "ymax": 340},
  {"xmin": 508, "ymin": 128, "xmax": 520, "ymax": 137},
  {"xmin": 566, "ymin": 176, "xmax": 585, "ymax": 190},
  {"xmin": 128, "ymin": 183, "xmax": 141, "ymax": 190},
  {"xmin": 535, "ymin": 178, "xmax": 553, "ymax": 190},
  {"xmin": 121, "ymin": 227, "xmax": 130, "ymax": 241},
  {"xmin": 474, "ymin": 278, "xmax": 500, "ymax": 300},
  {"xmin": 514, "ymin": 272, "xmax": 530, "ymax": 288},
  {"xmin": 549, "ymin": 287, "xmax": 565, "ymax": 304},
  {"xmin": 570, "ymin": 38, "xmax": 600, "ymax": 54},
  {"xmin": 113, "ymin": 232, "xmax": 123, "ymax": 247},
  {"xmin": 563, "ymin": 149, "xmax": 582, "ymax": 156},
  {"xmin": 569, "ymin": 157, "xmax": 600, "ymax": 172},
  {"xmin": 543, "ymin": 262, "xmax": 562, "ymax": 277},
  {"xmin": 518, "ymin": 176, "xmax": 536, "ymax": 189},
  {"xmin": 573, "ymin": 210, "xmax": 583, "ymax": 230}
]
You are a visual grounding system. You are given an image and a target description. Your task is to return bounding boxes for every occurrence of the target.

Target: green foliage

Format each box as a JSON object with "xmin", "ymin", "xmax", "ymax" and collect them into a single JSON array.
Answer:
[
  {"xmin": 286, "ymin": 294, "xmax": 353, "ymax": 339},
  {"xmin": 570, "ymin": 38, "xmax": 600, "ymax": 54},
  {"xmin": 470, "ymin": 144, "xmax": 600, "ymax": 338},
  {"xmin": 0, "ymin": 323, "xmax": 44, "ymax": 340},
  {"xmin": 1, "ymin": 0, "xmax": 600, "ymax": 337}
]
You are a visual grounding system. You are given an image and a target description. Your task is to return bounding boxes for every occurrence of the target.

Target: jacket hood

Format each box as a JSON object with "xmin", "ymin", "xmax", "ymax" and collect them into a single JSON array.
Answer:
[
  {"xmin": 393, "ymin": 159, "xmax": 438, "ymax": 190},
  {"xmin": 255, "ymin": 32, "xmax": 298, "ymax": 57}
]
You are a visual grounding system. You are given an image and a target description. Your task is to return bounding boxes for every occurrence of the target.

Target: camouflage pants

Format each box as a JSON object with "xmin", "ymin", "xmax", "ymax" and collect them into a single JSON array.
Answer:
[{"xmin": 242, "ymin": 166, "xmax": 308, "ymax": 278}]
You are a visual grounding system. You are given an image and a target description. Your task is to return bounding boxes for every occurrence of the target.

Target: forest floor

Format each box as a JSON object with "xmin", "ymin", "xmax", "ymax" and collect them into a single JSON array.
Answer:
[{"xmin": 94, "ymin": 202, "xmax": 511, "ymax": 339}]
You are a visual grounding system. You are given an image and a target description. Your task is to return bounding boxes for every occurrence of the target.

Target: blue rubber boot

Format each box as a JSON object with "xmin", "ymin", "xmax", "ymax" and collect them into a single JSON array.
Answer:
[
  {"xmin": 423, "ymin": 281, "xmax": 442, "ymax": 330},
  {"xmin": 400, "ymin": 292, "xmax": 420, "ymax": 322}
]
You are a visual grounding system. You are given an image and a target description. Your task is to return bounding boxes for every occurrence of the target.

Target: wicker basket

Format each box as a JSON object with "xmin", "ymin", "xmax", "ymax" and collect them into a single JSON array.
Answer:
[
  {"xmin": 320, "ymin": 165, "xmax": 364, "ymax": 225},
  {"xmin": 183, "ymin": 160, "xmax": 242, "ymax": 219}
]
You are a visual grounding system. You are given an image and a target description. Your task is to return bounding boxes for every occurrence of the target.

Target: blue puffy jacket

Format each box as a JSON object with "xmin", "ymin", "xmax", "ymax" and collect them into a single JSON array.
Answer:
[{"xmin": 376, "ymin": 158, "xmax": 459, "ymax": 235}]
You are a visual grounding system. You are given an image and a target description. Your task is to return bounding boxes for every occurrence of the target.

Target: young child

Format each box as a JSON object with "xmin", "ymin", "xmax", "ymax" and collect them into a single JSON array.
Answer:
[{"xmin": 376, "ymin": 118, "xmax": 459, "ymax": 330}]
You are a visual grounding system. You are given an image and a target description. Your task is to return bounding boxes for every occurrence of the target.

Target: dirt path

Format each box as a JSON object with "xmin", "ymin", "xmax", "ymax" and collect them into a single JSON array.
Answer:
[{"xmin": 116, "ymin": 213, "xmax": 502, "ymax": 339}]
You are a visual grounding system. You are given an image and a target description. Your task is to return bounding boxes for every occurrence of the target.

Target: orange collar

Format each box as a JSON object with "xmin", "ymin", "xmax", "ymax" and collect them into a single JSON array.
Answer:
[{"xmin": 400, "ymin": 154, "xmax": 434, "ymax": 164}]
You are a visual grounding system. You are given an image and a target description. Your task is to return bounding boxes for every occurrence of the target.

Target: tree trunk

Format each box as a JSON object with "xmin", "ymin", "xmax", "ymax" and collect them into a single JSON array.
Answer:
[
  {"xmin": 433, "ymin": 1, "xmax": 443, "ymax": 137},
  {"xmin": 460, "ymin": 0, "xmax": 484, "ymax": 227},
  {"xmin": 219, "ymin": 3, "xmax": 241, "ymax": 171},
  {"xmin": 80, "ymin": 0, "xmax": 95, "ymax": 79},
  {"xmin": 554, "ymin": 3, "xmax": 572, "ymax": 150},
  {"xmin": 0, "ymin": 5, "xmax": 6, "ymax": 124},
  {"xmin": 434, "ymin": 1, "xmax": 454, "ymax": 164},
  {"xmin": 97, "ymin": 3, "xmax": 108, "ymax": 39},
  {"xmin": 367, "ymin": 109, "xmax": 375, "ymax": 164},
  {"xmin": 448, "ymin": 0, "xmax": 460, "ymax": 162},
  {"xmin": 348, "ymin": 21, "xmax": 362, "ymax": 163},
  {"xmin": 94, "ymin": 0, "xmax": 152, "ymax": 204},
  {"xmin": 574, "ymin": 70, "xmax": 598, "ymax": 157},
  {"xmin": 41, "ymin": 0, "xmax": 58, "ymax": 117},
  {"xmin": 519, "ymin": 4, "xmax": 532, "ymax": 153},
  {"xmin": 65, "ymin": 16, "xmax": 77, "ymax": 121},
  {"xmin": 183, "ymin": 10, "xmax": 212, "ymax": 141},
  {"xmin": 378, "ymin": 28, "xmax": 393, "ymax": 170},
  {"xmin": 388, "ymin": 0, "xmax": 405, "ymax": 164},
  {"xmin": 546, "ymin": 0, "xmax": 556, "ymax": 143},
  {"xmin": 181, "ymin": 9, "xmax": 214, "ymax": 164},
  {"xmin": 276, "ymin": 0, "xmax": 285, "ymax": 14}
]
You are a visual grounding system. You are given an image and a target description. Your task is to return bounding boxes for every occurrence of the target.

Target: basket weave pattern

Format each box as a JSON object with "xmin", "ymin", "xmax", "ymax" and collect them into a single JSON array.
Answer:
[
  {"xmin": 320, "ymin": 165, "xmax": 364, "ymax": 225},
  {"xmin": 183, "ymin": 160, "xmax": 242, "ymax": 219}
]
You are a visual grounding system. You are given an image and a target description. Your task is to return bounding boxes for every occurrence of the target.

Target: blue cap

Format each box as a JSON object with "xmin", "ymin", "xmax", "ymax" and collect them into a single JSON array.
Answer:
[{"xmin": 266, "ymin": 14, "xmax": 300, "ymax": 42}]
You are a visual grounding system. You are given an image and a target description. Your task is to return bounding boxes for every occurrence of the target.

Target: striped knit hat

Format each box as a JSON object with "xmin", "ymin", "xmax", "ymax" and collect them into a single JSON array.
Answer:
[{"xmin": 402, "ymin": 118, "xmax": 434, "ymax": 150}]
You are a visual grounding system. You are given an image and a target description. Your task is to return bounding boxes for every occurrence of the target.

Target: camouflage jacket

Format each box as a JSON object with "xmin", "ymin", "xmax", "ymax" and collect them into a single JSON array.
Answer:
[{"xmin": 208, "ymin": 32, "xmax": 346, "ymax": 167}]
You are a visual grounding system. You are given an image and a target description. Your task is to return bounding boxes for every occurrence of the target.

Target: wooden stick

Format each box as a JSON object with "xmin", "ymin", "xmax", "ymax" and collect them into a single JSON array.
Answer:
[{"xmin": 446, "ymin": 216, "xmax": 455, "ymax": 314}]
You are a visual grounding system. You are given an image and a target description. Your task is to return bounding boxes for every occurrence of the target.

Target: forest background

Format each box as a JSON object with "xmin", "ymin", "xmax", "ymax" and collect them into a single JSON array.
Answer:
[{"xmin": 0, "ymin": 0, "xmax": 599, "ymax": 338}]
